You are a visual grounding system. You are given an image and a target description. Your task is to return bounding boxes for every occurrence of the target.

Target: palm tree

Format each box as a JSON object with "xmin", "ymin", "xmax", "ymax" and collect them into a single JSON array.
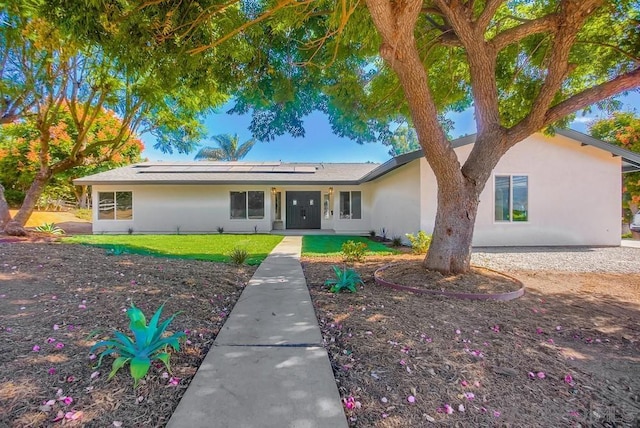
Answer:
[{"xmin": 194, "ymin": 134, "xmax": 255, "ymax": 161}]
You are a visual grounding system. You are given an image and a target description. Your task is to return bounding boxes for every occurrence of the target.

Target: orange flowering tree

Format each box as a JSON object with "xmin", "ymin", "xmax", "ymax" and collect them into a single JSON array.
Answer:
[
  {"xmin": 590, "ymin": 112, "xmax": 640, "ymax": 222},
  {"xmin": 0, "ymin": 6, "xmax": 225, "ymax": 233},
  {"xmin": 0, "ymin": 105, "xmax": 143, "ymax": 208}
]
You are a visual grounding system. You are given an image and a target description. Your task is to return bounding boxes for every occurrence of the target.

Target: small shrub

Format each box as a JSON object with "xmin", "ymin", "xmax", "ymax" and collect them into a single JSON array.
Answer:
[
  {"xmin": 229, "ymin": 247, "xmax": 249, "ymax": 265},
  {"xmin": 127, "ymin": 227, "xmax": 134, "ymax": 235},
  {"xmin": 391, "ymin": 235, "xmax": 403, "ymax": 247},
  {"xmin": 217, "ymin": 226, "xmax": 224, "ymax": 234},
  {"xmin": 368, "ymin": 230, "xmax": 376, "ymax": 238},
  {"xmin": 380, "ymin": 227, "xmax": 387, "ymax": 240},
  {"xmin": 405, "ymin": 230, "xmax": 432, "ymax": 254},
  {"xmin": 34, "ymin": 222, "xmax": 65, "ymax": 235},
  {"xmin": 341, "ymin": 240, "xmax": 368, "ymax": 263},
  {"xmin": 324, "ymin": 265, "xmax": 364, "ymax": 293},
  {"xmin": 254, "ymin": 225, "xmax": 258, "ymax": 234},
  {"xmin": 73, "ymin": 208, "xmax": 92, "ymax": 221},
  {"xmin": 622, "ymin": 232, "xmax": 632, "ymax": 239},
  {"xmin": 90, "ymin": 303, "xmax": 185, "ymax": 388}
]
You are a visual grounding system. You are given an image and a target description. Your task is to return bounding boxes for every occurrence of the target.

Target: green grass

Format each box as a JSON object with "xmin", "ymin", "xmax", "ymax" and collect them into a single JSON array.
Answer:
[
  {"xmin": 302, "ymin": 235, "xmax": 397, "ymax": 257},
  {"xmin": 63, "ymin": 234, "xmax": 284, "ymax": 265}
]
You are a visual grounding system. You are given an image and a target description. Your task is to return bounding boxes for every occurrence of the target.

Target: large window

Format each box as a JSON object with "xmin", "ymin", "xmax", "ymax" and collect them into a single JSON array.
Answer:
[
  {"xmin": 230, "ymin": 191, "xmax": 264, "ymax": 219},
  {"xmin": 339, "ymin": 191, "xmax": 362, "ymax": 219},
  {"xmin": 98, "ymin": 191, "xmax": 133, "ymax": 220},
  {"xmin": 495, "ymin": 175, "xmax": 528, "ymax": 222}
]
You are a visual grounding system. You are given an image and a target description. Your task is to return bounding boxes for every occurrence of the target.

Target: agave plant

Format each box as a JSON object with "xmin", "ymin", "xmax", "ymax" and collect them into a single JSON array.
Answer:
[
  {"xmin": 34, "ymin": 222, "xmax": 65, "ymax": 235},
  {"xmin": 90, "ymin": 303, "xmax": 185, "ymax": 387},
  {"xmin": 324, "ymin": 265, "xmax": 364, "ymax": 293}
]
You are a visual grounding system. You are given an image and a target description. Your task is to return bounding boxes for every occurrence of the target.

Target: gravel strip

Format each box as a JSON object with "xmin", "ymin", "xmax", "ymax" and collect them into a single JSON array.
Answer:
[{"xmin": 471, "ymin": 245, "xmax": 640, "ymax": 273}]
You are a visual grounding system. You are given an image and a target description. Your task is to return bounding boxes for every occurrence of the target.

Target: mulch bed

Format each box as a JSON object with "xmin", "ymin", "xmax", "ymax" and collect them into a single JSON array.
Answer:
[
  {"xmin": 376, "ymin": 262, "xmax": 522, "ymax": 294},
  {"xmin": 302, "ymin": 254, "xmax": 640, "ymax": 427},
  {"xmin": 0, "ymin": 241, "xmax": 255, "ymax": 427},
  {"xmin": 2, "ymin": 239, "xmax": 640, "ymax": 427}
]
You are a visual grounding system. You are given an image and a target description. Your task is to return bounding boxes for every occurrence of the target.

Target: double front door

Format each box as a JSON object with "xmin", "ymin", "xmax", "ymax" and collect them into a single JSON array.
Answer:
[{"xmin": 286, "ymin": 191, "xmax": 321, "ymax": 229}]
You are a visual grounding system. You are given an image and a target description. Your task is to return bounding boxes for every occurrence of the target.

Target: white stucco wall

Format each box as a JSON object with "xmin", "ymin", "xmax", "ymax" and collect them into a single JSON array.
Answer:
[
  {"xmin": 413, "ymin": 133, "xmax": 621, "ymax": 246},
  {"xmin": 91, "ymin": 184, "xmax": 274, "ymax": 234},
  {"xmin": 472, "ymin": 134, "xmax": 621, "ymax": 246},
  {"xmin": 89, "ymin": 133, "xmax": 621, "ymax": 245},
  {"xmin": 329, "ymin": 185, "xmax": 373, "ymax": 234},
  {"xmin": 368, "ymin": 160, "xmax": 422, "ymax": 240}
]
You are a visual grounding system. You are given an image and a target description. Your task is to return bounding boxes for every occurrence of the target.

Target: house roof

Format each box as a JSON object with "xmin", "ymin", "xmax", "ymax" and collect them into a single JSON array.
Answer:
[
  {"xmin": 359, "ymin": 129, "xmax": 640, "ymax": 182},
  {"xmin": 73, "ymin": 161, "xmax": 380, "ymax": 186},
  {"xmin": 74, "ymin": 129, "xmax": 640, "ymax": 186}
]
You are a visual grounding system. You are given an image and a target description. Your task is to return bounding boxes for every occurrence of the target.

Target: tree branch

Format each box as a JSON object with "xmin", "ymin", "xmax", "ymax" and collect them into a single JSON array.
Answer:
[
  {"xmin": 490, "ymin": 14, "xmax": 559, "ymax": 51},
  {"xmin": 475, "ymin": 0, "xmax": 505, "ymax": 32},
  {"xmin": 543, "ymin": 67, "xmax": 640, "ymax": 127}
]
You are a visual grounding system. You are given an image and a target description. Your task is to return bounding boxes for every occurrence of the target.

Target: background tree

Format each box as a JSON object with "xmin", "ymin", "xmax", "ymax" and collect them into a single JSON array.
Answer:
[
  {"xmin": 46, "ymin": 0, "xmax": 640, "ymax": 274},
  {"xmin": 387, "ymin": 125, "xmax": 420, "ymax": 156},
  {"xmin": 590, "ymin": 112, "xmax": 640, "ymax": 222},
  {"xmin": 194, "ymin": 134, "xmax": 255, "ymax": 161},
  {"xmin": 0, "ymin": 1, "xmax": 232, "ymax": 233},
  {"xmin": 0, "ymin": 106, "xmax": 143, "ymax": 208}
]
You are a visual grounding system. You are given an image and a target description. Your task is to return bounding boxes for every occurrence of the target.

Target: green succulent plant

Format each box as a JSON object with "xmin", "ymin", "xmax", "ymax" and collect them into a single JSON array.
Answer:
[
  {"xmin": 34, "ymin": 222, "xmax": 65, "ymax": 235},
  {"xmin": 90, "ymin": 303, "xmax": 185, "ymax": 387},
  {"xmin": 324, "ymin": 265, "xmax": 364, "ymax": 293}
]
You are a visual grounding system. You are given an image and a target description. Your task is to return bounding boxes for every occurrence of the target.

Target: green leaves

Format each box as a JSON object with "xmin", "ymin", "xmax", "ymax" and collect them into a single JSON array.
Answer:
[
  {"xmin": 90, "ymin": 303, "xmax": 185, "ymax": 388},
  {"xmin": 324, "ymin": 265, "xmax": 364, "ymax": 294}
]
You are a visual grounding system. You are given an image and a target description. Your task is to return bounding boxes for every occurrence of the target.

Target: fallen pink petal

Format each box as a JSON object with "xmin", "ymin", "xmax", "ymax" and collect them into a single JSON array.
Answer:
[
  {"xmin": 32, "ymin": 345, "xmax": 40, "ymax": 352},
  {"xmin": 564, "ymin": 374, "xmax": 573, "ymax": 384},
  {"xmin": 537, "ymin": 372, "xmax": 546, "ymax": 379},
  {"xmin": 55, "ymin": 342, "xmax": 64, "ymax": 349},
  {"xmin": 407, "ymin": 395, "xmax": 416, "ymax": 403},
  {"xmin": 48, "ymin": 368, "xmax": 56, "ymax": 375}
]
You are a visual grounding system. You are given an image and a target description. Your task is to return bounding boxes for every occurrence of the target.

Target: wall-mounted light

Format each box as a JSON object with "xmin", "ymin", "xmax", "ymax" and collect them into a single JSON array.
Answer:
[
  {"xmin": 329, "ymin": 187, "xmax": 333, "ymax": 196},
  {"xmin": 271, "ymin": 187, "xmax": 276, "ymax": 195}
]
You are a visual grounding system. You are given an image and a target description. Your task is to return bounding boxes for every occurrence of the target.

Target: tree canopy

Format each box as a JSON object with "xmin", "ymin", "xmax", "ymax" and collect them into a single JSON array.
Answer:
[
  {"xmin": 31, "ymin": 0, "xmax": 640, "ymax": 273},
  {"xmin": 0, "ymin": 105, "xmax": 143, "ymax": 207}
]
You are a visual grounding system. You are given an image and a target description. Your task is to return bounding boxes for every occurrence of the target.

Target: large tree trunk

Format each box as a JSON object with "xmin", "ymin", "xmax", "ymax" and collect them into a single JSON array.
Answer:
[
  {"xmin": 425, "ymin": 179, "xmax": 481, "ymax": 273},
  {"xmin": 12, "ymin": 168, "xmax": 52, "ymax": 227},
  {"xmin": 0, "ymin": 184, "xmax": 12, "ymax": 229}
]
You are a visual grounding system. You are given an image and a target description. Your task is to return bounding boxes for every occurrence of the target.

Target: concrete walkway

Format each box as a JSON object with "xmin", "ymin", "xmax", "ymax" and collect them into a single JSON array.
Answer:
[
  {"xmin": 621, "ymin": 239, "xmax": 640, "ymax": 249},
  {"xmin": 167, "ymin": 236, "xmax": 348, "ymax": 428}
]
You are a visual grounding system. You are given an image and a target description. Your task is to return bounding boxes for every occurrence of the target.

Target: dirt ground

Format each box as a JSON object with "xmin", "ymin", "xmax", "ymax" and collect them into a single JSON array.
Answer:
[
  {"xmin": 0, "ymin": 241, "xmax": 255, "ymax": 427},
  {"xmin": 302, "ymin": 254, "xmax": 640, "ymax": 427},
  {"xmin": 8, "ymin": 210, "xmax": 92, "ymax": 235},
  {"xmin": 1, "ymin": 236, "xmax": 640, "ymax": 427}
]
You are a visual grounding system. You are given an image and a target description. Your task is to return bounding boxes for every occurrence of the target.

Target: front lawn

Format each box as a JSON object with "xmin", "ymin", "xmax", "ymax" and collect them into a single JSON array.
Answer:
[
  {"xmin": 302, "ymin": 235, "xmax": 397, "ymax": 257},
  {"xmin": 64, "ymin": 234, "xmax": 283, "ymax": 265}
]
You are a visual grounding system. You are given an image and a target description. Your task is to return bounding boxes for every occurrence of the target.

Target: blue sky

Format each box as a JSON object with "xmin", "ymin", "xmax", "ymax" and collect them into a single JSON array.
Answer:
[{"xmin": 142, "ymin": 91, "xmax": 640, "ymax": 164}]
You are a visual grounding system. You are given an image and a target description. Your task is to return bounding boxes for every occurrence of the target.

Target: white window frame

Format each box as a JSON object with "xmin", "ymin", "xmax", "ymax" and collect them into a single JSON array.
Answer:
[
  {"xmin": 494, "ymin": 174, "xmax": 529, "ymax": 223},
  {"xmin": 339, "ymin": 191, "xmax": 362, "ymax": 220},
  {"xmin": 97, "ymin": 191, "xmax": 133, "ymax": 221},
  {"xmin": 230, "ymin": 191, "xmax": 265, "ymax": 220}
]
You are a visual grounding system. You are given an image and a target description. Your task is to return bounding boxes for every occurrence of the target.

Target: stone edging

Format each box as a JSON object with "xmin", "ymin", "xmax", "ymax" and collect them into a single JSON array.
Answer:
[{"xmin": 374, "ymin": 263, "xmax": 525, "ymax": 301}]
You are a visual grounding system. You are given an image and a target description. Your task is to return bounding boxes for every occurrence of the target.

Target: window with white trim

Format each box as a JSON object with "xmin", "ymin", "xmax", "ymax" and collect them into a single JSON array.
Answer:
[
  {"xmin": 230, "ymin": 191, "xmax": 264, "ymax": 219},
  {"xmin": 495, "ymin": 175, "xmax": 528, "ymax": 222},
  {"xmin": 98, "ymin": 191, "xmax": 133, "ymax": 220},
  {"xmin": 339, "ymin": 191, "xmax": 361, "ymax": 219}
]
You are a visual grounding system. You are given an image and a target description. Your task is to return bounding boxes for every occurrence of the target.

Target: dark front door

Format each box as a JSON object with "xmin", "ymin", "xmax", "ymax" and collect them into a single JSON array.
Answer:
[{"xmin": 286, "ymin": 191, "xmax": 321, "ymax": 229}]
